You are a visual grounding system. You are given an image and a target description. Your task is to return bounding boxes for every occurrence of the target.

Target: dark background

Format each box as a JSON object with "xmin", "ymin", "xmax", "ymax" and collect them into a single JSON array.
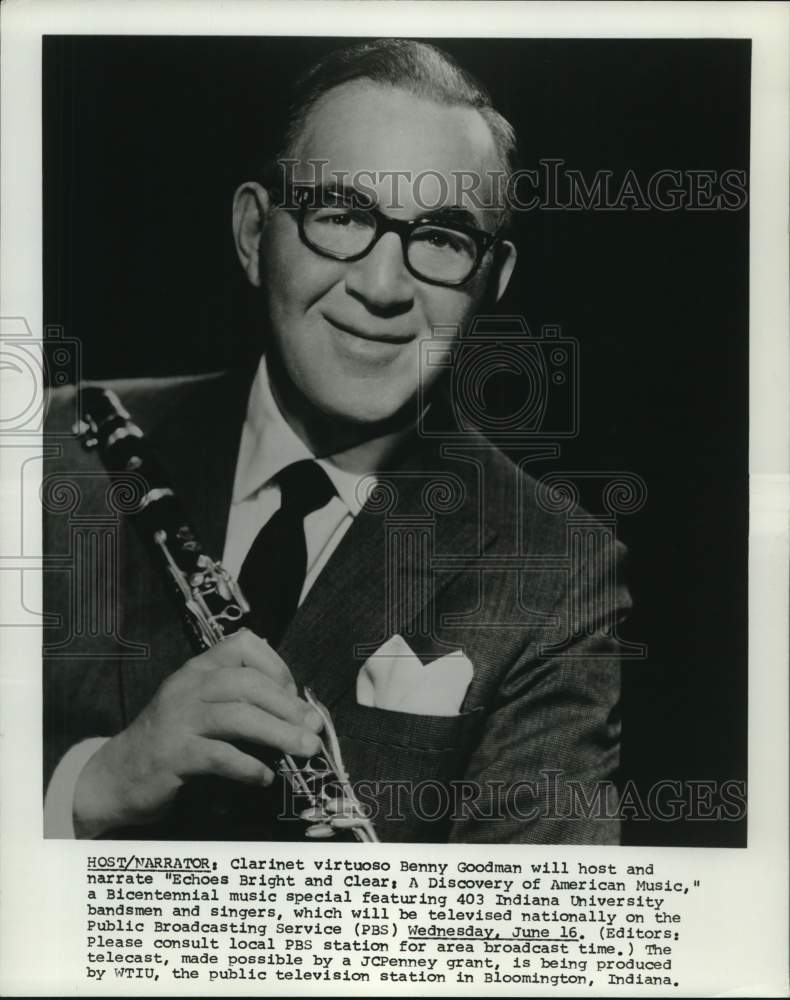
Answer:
[{"xmin": 43, "ymin": 36, "xmax": 750, "ymax": 847}]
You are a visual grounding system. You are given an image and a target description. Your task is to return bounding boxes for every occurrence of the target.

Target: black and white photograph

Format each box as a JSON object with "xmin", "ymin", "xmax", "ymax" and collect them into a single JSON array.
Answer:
[
  {"xmin": 0, "ymin": 2, "xmax": 787, "ymax": 996},
  {"xmin": 40, "ymin": 32, "xmax": 749, "ymax": 847}
]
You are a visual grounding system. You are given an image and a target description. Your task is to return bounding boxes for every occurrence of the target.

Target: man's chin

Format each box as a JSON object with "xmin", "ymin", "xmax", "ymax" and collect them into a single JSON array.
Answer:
[
  {"xmin": 267, "ymin": 351, "xmax": 421, "ymax": 450},
  {"xmin": 319, "ymin": 393, "xmax": 416, "ymax": 431}
]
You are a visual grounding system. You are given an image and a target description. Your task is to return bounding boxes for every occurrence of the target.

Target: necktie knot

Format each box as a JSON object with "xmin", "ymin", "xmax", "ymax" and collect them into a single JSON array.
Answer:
[
  {"xmin": 278, "ymin": 459, "xmax": 336, "ymax": 517},
  {"xmin": 239, "ymin": 459, "xmax": 336, "ymax": 648}
]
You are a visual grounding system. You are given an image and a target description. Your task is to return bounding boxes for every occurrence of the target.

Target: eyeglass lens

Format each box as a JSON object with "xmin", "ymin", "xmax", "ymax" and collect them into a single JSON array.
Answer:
[{"xmin": 303, "ymin": 206, "xmax": 478, "ymax": 283}]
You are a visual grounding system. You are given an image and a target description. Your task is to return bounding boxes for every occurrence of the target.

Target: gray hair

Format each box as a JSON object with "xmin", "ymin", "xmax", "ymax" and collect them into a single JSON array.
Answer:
[{"xmin": 272, "ymin": 38, "xmax": 517, "ymax": 225}]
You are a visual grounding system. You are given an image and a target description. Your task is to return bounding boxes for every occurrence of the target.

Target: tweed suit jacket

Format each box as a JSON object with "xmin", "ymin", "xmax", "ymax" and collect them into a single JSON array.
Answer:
[{"xmin": 43, "ymin": 367, "xmax": 629, "ymax": 843}]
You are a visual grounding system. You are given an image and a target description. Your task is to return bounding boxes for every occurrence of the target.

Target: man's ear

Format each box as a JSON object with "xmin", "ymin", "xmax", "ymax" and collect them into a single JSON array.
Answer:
[
  {"xmin": 232, "ymin": 182, "xmax": 272, "ymax": 287},
  {"xmin": 492, "ymin": 240, "xmax": 517, "ymax": 303}
]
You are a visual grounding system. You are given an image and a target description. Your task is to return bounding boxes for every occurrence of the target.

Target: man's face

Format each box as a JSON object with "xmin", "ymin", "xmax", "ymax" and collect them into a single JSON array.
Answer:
[{"xmin": 238, "ymin": 80, "xmax": 516, "ymax": 429}]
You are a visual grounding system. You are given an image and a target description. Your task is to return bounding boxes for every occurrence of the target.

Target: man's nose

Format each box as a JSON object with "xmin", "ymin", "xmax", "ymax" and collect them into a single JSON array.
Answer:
[{"xmin": 344, "ymin": 232, "xmax": 414, "ymax": 314}]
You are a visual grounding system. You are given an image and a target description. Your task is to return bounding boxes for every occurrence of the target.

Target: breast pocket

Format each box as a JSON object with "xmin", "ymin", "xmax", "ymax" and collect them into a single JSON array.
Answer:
[{"xmin": 335, "ymin": 703, "xmax": 486, "ymax": 842}]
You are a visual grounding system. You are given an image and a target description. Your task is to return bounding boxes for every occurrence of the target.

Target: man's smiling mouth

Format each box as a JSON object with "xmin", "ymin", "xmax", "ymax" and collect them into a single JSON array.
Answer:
[{"xmin": 323, "ymin": 314, "xmax": 415, "ymax": 345}]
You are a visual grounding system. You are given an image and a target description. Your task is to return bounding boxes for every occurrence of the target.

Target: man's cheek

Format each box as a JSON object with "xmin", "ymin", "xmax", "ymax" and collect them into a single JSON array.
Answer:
[
  {"xmin": 264, "ymin": 266, "xmax": 307, "ymax": 333},
  {"xmin": 423, "ymin": 289, "xmax": 479, "ymax": 331}
]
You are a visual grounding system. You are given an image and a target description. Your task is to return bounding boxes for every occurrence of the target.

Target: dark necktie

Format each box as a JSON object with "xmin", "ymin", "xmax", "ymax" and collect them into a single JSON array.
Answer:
[{"xmin": 238, "ymin": 459, "xmax": 336, "ymax": 647}]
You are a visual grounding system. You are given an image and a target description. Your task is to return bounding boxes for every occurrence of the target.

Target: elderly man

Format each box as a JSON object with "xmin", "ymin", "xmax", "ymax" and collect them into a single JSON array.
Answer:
[{"xmin": 43, "ymin": 38, "xmax": 628, "ymax": 843}]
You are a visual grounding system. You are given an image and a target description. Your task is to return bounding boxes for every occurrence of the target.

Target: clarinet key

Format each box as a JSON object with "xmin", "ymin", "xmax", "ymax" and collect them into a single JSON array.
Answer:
[
  {"xmin": 324, "ymin": 798, "xmax": 352, "ymax": 815},
  {"xmin": 299, "ymin": 806, "xmax": 330, "ymax": 823},
  {"xmin": 305, "ymin": 824, "xmax": 335, "ymax": 839},
  {"xmin": 330, "ymin": 816, "xmax": 364, "ymax": 829}
]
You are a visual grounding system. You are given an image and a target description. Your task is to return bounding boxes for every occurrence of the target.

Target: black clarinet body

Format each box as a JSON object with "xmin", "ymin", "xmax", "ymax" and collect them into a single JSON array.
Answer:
[{"xmin": 74, "ymin": 385, "xmax": 378, "ymax": 842}]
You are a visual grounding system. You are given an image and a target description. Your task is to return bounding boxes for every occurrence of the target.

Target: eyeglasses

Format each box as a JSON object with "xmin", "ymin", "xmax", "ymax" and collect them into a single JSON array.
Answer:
[{"xmin": 281, "ymin": 185, "xmax": 501, "ymax": 287}]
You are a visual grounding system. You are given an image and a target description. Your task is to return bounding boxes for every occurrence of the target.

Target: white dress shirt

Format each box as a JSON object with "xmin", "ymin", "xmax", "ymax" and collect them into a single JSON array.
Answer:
[
  {"xmin": 44, "ymin": 356, "xmax": 405, "ymax": 838},
  {"xmin": 222, "ymin": 356, "xmax": 374, "ymax": 597}
]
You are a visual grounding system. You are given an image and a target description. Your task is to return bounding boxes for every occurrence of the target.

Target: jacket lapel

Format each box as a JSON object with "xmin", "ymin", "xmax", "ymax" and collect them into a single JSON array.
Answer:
[{"xmin": 278, "ymin": 437, "xmax": 498, "ymax": 710}]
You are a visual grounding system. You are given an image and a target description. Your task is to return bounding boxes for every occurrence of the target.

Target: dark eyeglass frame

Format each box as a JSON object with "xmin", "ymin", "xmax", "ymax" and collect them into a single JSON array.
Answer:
[{"xmin": 279, "ymin": 184, "xmax": 502, "ymax": 288}]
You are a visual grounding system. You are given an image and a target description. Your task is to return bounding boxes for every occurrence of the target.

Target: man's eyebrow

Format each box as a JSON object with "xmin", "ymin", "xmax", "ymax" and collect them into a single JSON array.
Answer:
[
  {"xmin": 420, "ymin": 205, "xmax": 481, "ymax": 227},
  {"xmin": 314, "ymin": 185, "xmax": 485, "ymax": 228},
  {"xmin": 320, "ymin": 181, "xmax": 376, "ymax": 207}
]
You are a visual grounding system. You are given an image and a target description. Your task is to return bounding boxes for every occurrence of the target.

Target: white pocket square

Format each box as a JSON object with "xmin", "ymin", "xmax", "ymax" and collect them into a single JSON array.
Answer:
[{"xmin": 356, "ymin": 634, "xmax": 473, "ymax": 716}]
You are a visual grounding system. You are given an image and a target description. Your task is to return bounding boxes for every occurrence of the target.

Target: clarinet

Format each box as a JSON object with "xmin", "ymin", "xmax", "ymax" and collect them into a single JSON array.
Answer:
[{"xmin": 73, "ymin": 385, "xmax": 378, "ymax": 843}]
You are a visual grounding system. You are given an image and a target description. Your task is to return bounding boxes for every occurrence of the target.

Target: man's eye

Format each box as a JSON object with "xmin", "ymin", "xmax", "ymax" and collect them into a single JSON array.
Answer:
[
  {"xmin": 313, "ymin": 209, "xmax": 366, "ymax": 227},
  {"xmin": 416, "ymin": 228, "xmax": 467, "ymax": 253}
]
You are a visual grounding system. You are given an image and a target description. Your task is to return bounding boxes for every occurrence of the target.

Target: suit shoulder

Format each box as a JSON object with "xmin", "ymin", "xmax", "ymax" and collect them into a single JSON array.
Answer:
[
  {"xmin": 474, "ymin": 432, "xmax": 626, "ymax": 556},
  {"xmin": 44, "ymin": 371, "xmax": 226, "ymax": 436}
]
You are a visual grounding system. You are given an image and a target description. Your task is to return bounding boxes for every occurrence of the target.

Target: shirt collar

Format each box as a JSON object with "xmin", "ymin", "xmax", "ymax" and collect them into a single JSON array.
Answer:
[{"xmin": 232, "ymin": 356, "xmax": 390, "ymax": 517}]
